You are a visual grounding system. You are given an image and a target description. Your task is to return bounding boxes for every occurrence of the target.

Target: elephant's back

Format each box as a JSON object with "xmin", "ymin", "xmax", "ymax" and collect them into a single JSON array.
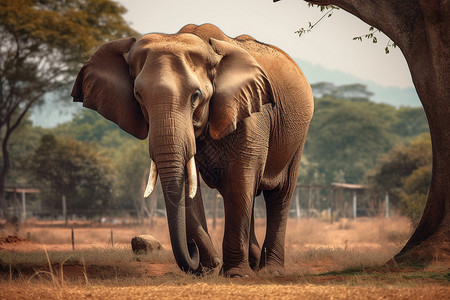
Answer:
[
  {"xmin": 178, "ymin": 23, "xmax": 233, "ymax": 43},
  {"xmin": 239, "ymin": 39, "xmax": 314, "ymax": 125}
]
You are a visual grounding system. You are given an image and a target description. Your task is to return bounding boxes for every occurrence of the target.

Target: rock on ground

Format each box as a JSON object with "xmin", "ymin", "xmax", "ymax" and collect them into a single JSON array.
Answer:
[{"xmin": 131, "ymin": 235, "xmax": 165, "ymax": 254}]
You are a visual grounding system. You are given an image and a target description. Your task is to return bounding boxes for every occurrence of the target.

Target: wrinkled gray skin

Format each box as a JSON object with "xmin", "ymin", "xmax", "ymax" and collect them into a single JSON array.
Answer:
[{"xmin": 72, "ymin": 24, "xmax": 313, "ymax": 277}]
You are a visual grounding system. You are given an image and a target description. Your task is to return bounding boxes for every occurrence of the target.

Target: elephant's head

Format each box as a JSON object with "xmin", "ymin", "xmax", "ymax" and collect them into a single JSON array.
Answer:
[{"xmin": 71, "ymin": 33, "xmax": 274, "ymax": 272}]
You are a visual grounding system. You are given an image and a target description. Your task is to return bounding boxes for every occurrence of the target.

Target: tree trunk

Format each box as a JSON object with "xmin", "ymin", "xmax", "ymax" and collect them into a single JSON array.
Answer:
[
  {"xmin": 296, "ymin": 0, "xmax": 450, "ymax": 265},
  {"xmin": 393, "ymin": 0, "xmax": 450, "ymax": 264},
  {"xmin": 0, "ymin": 99, "xmax": 36, "ymax": 218},
  {"xmin": 0, "ymin": 127, "xmax": 12, "ymax": 218}
]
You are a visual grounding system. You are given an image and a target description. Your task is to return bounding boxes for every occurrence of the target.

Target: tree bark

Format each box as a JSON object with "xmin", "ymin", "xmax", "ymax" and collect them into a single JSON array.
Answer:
[
  {"xmin": 0, "ymin": 101, "xmax": 36, "ymax": 217},
  {"xmin": 291, "ymin": 0, "xmax": 450, "ymax": 264},
  {"xmin": 394, "ymin": 0, "xmax": 450, "ymax": 265},
  {"xmin": 0, "ymin": 135, "xmax": 10, "ymax": 217}
]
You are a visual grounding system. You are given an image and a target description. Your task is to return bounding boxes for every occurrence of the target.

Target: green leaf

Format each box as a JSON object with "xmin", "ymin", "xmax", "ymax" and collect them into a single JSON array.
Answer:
[{"xmin": 295, "ymin": 28, "xmax": 306, "ymax": 37}]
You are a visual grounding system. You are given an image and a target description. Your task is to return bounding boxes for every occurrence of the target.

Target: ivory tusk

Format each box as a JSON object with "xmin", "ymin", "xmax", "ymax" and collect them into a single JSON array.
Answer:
[
  {"xmin": 187, "ymin": 156, "xmax": 197, "ymax": 199},
  {"xmin": 144, "ymin": 159, "xmax": 158, "ymax": 198}
]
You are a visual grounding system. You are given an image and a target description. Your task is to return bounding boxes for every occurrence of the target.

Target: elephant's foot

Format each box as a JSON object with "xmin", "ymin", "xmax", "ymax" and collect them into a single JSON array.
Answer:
[
  {"xmin": 199, "ymin": 256, "xmax": 221, "ymax": 273},
  {"xmin": 259, "ymin": 255, "xmax": 286, "ymax": 276},
  {"xmin": 259, "ymin": 249, "xmax": 285, "ymax": 276},
  {"xmin": 259, "ymin": 263, "xmax": 286, "ymax": 276},
  {"xmin": 189, "ymin": 228, "xmax": 221, "ymax": 273},
  {"xmin": 220, "ymin": 264, "xmax": 256, "ymax": 278},
  {"xmin": 248, "ymin": 243, "xmax": 261, "ymax": 271}
]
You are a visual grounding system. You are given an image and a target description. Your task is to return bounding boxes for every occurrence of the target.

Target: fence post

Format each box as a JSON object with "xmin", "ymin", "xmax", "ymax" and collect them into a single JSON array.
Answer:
[
  {"xmin": 307, "ymin": 187, "xmax": 312, "ymax": 219},
  {"xmin": 295, "ymin": 190, "xmax": 301, "ymax": 220},
  {"xmin": 62, "ymin": 195, "xmax": 67, "ymax": 226},
  {"xmin": 71, "ymin": 227, "xmax": 75, "ymax": 250},
  {"xmin": 329, "ymin": 189, "xmax": 334, "ymax": 224},
  {"xmin": 213, "ymin": 193, "xmax": 219, "ymax": 229},
  {"xmin": 385, "ymin": 192, "xmax": 390, "ymax": 218},
  {"xmin": 353, "ymin": 191, "xmax": 357, "ymax": 219},
  {"xmin": 21, "ymin": 191, "xmax": 26, "ymax": 221}
]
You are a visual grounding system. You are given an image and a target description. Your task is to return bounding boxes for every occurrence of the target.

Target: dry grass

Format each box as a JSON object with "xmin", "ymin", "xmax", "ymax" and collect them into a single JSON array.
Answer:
[
  {"xmin": 0, "ymin": 246, "xmax": 175, "ymax": 267},
  {"xmin": 0, "ymin": 281, "xmax": 449, "ymax": 300},
  {"xmin": 8, "ymin": 215, "xmax": 412, "ymax": 253},
  {"xmin": 1, "ymin": 216, "xmax": 413, "ymax": 272},
  {"xmin": 1, "ymin": 217, "xmax": 449, "ymax": 299}
]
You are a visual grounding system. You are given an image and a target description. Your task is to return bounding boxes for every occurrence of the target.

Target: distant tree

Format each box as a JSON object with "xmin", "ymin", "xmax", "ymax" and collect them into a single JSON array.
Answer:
[
  {"xmin": 3, "ymin": 117, "xmax": 46, "ymax": 190},
  {"xmin": 297, "ymin": 156, "xmax": 325, "ymax": 185},
  {"xmin": 393, "ymin": 107, "xmax": 429, "ymax": 138},
  {"xmin": 400, "ymin": 164, "xmax": 432, "ymax": 225},
  {"xmin": 304, "ymin": 96, "xmax": 396, "ymax": 184},
  {"xmin": 113, "ymin": 141, "xmax": 152, "ymax": 221},
  {"xmin": 366, "ymin": 133, "xmax": 432, "ymax": 224},
  {"xmin": 311, "ymin": 82, "xmax": 373, "ymax": 102},
  {"xmin": 0, "ymin": 0, "xmax": 137, "ymax": 217},
  {"xmin": 54, "ymin": 110, "xmax": 134, "ymax": 148},
  {"xmin": 28, "ymin": 134, "xmax": 114, "ymax": 217}
]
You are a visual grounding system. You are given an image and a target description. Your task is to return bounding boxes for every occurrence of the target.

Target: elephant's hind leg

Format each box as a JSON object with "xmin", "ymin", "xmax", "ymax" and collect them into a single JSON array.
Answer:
[{"xmin": 260, "ymin": 150, "xmax": 302, "ymax": 274}]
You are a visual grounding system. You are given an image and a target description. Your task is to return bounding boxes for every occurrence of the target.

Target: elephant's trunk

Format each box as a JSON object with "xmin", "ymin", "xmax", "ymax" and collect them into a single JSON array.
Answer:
[
  {"xmin": 145, "ymin": 157, "xmax": 197, "ymax": 199},
  {"xmin": 155, "ymin": 153, "xmax": 200, "ymax": 272},
  {"xmin": 146, "ymin": 110, "xmax": 200, "ymax": 273}
]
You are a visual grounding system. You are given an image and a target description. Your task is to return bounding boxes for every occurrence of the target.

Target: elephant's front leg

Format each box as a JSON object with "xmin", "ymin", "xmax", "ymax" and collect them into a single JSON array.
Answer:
[
  {"xmin": 185, "ymin": 180, "xmax": 220, "ymax": 272},
  {"xmin": 249, "ymin": 209, "xmax": 261, "ymax": 271},
  {"xmin": 220, "ymin": 172, "xmax": 258, "ymax": 277}
]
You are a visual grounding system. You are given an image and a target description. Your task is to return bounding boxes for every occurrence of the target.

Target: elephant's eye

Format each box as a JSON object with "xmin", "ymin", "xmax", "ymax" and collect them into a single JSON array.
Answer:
[{"xmin": 191, "ymin": 89, "xmax": 203, "ymax": 103}]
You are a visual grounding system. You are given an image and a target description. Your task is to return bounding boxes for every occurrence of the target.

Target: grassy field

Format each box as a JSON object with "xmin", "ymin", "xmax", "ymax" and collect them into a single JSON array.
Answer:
[{"xmin": 0, "ymin": 216, "xmax": 449, "ymax": 299}]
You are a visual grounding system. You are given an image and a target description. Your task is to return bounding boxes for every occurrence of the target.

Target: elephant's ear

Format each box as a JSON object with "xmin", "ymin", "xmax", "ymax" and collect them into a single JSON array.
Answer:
[
  {"xmin": 208, "ymin": 38, "xmax": 274, "ymax": 140},
  {"xmin": 71, "ymin": 37, "xmax": 148, "ymax": 140}
]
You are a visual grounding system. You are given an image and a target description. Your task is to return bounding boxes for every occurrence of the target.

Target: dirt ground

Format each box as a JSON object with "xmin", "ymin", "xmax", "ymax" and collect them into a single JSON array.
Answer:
[{"xmin": 0, "ymin": 217, "xmax": 449, "ymax": 299}]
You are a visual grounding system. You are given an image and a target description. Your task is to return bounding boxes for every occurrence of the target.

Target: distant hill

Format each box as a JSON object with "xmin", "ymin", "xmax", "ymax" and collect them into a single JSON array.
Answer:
[{"xmin": 296, "ymin": 59, "xmax": 421, "ymax": 107}]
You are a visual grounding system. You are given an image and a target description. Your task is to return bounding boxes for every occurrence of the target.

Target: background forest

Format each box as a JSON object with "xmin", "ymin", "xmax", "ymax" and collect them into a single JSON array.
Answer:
[{"xmin": 3, "ymin": 82, "xmax": 431, "ymax": 224}]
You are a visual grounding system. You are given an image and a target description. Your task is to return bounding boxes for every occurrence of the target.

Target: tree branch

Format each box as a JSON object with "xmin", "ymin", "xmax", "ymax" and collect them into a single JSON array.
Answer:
[{"xmin": 288, "ymin": 0, "xmax": 424, "ymax": 53}]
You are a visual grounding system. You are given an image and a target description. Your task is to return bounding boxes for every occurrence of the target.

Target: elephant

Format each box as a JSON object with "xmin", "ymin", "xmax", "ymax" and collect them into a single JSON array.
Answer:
[{"xmin": 72, "ymin": 24, "xmax": 314, "ymax": 277}]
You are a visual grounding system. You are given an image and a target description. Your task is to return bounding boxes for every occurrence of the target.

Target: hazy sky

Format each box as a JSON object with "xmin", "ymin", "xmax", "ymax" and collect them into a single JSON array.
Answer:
[{"xmin": 116, "ymin": 0, "xmax": 414, "ymax": 89}]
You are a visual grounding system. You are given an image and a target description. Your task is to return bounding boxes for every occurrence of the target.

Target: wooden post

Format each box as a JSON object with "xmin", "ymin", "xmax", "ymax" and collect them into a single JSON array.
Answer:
[
  {"xmin": 307, "ymin": 187, "xmax": 312, "ymax": 219},
  {"xmin": 353, "ymin": 191, "xmax": 357, "ymax": 219},
  {"xmin": 13, "ymin": 191, "xmax": 17, "ymax": 217},
  {"xmin": 295, "ymin": 190, "xmax": 301, "ymax": 220},
  {"xmin": 71, "ymin": 227, "xmax": 75, "ymax": 250},
  {"xmin": 213, "ymin": 193, "xmax": 218, "ymax": 229},
  {"xmin": 329, "ymin": 189, "xmax": 334, "ymax": 224},
  {"xmin": 21, "ymin": 191, "xmax": 26, "ymax": 221},
  {"xmin": 385, "ymin": 192, "xmax": 390, "ymax": 218},
  {"xmin": 110, "ymin": 229, "xmax": 114, "ymax": 247},
  {"xmin": 62, "ymin": 195, "xmax": 67, "ymax": 226}
]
